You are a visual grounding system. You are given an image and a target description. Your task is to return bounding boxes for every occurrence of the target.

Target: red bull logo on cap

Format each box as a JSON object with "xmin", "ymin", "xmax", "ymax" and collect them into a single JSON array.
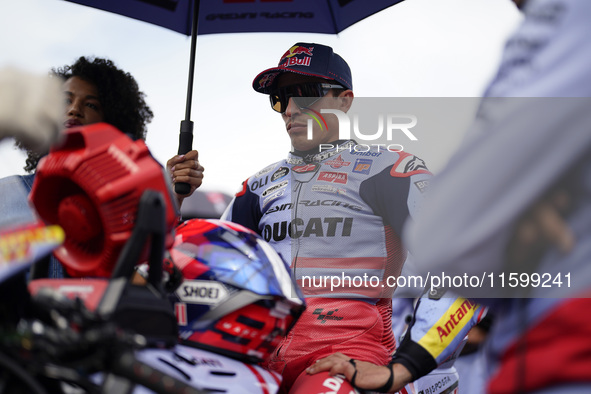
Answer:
[
  {"xmin": 282, "ymin": 45, "xmax": 314, "ymax": 59},
  {"xmin": 258, "ymin": 72, "xmax": 278, "ymax": 89},
  {"xmin": 280, "ymin": 45, "xmax": 314, "ymax": 67}
]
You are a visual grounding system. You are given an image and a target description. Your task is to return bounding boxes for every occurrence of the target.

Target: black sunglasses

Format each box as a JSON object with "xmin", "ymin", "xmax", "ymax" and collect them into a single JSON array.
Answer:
[{"xmin": 269, "ymin": 82, "xmax": 345, "ymax": 113}]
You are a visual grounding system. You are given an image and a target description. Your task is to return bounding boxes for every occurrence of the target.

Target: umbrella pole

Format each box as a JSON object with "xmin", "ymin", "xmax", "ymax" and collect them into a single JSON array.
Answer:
[{"xmin": 176, "ymin": 0, "xmax": 200, "ymax": 196}]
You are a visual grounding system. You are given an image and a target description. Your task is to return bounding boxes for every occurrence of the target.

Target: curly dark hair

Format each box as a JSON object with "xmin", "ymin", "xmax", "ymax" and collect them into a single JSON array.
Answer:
[{"xmin": 20, "ymin": 56, "xmax": 154, "ymax": 172}]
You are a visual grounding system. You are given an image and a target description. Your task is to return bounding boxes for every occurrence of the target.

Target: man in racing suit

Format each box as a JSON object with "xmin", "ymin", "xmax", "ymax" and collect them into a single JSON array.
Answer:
[{"xmin": 222, "ymin": 42, "xmax": 484, "ymax": 393}]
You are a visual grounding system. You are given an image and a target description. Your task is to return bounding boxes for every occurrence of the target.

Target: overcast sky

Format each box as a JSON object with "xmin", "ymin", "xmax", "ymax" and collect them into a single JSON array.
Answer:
[{"xmin": 0, "ymin": 0, "xmax": 522, "ymax": 195}]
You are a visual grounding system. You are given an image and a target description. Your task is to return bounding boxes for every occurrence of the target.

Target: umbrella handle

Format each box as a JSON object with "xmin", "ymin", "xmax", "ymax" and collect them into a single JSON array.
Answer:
[
  {"xmin": 175, "ymin": 0, "xmax": 199, "ymax": 197},
  {"xmin": 175, "ymin": 120, "xmax": 193, "ymax": 196}
]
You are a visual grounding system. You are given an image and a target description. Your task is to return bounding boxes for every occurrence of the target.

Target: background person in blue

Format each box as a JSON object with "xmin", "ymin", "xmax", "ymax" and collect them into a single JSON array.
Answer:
[
  {"xmin": 0, "ymin": 56, "xmax": 204, "ymax": 278},
  {"xmin": 405, "ymin": 0, "xmax": 591, "ymax": 392}
]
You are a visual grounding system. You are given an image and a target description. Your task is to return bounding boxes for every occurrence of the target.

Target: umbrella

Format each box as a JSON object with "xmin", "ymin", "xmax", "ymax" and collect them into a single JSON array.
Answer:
[
  {"xmin": 65, "ymin": 0, "xmax": 405, "ymax": 35},
  {"xmin": 64, "ymin": 0, "xmax": 405, "ymax": 193}
]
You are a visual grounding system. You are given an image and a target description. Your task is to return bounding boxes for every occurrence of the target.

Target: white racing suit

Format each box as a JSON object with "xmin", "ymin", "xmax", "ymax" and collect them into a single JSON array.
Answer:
[
  {"xmin": 223, "ymin": 141, "xmax": 431, "ymax": 389},
  {"xmin": 223, "ymin": 141, "xmax": 484, "ymax": 391}
]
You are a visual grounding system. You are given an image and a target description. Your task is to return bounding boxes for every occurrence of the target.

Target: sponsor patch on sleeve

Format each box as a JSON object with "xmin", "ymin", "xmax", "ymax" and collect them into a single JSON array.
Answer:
[
  {"xmin": 262, "ymin": 189, "xmax": 286, "ymax": 209},
  {"xmin": 324, "ymin": 155, "xmax": 351, "ymax": 169},
  {"xmin": 311, "ymin": 185, "xmax": 347, "ymax": 195},
  {"xmin": 255, "ymin": 163, "xmax": 277, "ymax": 178},
  {"xmin": 390, "ymin": 153, "xmax": 431, "ymax": 177},
  {"xmin": 262, "ymin": 180, "xmax": 288, "ymax": 197},
  {"xmin": 352, "ymin": 159, "xmax": 372, "ymax": 175},
  {"xmin": 318, "ymin": 171, "xmax": 348, "ymax": 184},
  {"xmin": 271, "ymin": 166, "xmax": 290, "ymax": 182},
  {"xmin": 414, "ymin": 179, "xmax": 430, "ymax": 193}
]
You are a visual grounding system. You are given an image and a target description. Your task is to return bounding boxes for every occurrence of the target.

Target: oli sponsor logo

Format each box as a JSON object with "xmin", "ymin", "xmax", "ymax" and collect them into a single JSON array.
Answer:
[{"xmin": 251, "ymin": 175, "xmax": 269, "ymax": 191}]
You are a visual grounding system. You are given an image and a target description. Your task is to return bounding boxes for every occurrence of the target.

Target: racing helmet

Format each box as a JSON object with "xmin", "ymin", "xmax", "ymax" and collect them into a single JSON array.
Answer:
[{"xmin": 169, "ymin": 219, "xmax": 305, "ymax": 363}]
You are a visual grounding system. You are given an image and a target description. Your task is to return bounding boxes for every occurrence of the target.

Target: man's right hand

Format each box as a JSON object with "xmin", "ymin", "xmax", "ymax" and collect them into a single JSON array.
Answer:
[{"xmin": 306, "ymin": 352, "xmax": 412, "ymax": 393}]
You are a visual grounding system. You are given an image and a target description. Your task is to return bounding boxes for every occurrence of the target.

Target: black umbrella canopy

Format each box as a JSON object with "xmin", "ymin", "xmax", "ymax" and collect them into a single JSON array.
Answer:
[{"xmin": 65, "ymin": 0, "xmax": 405, "ymax": 36}]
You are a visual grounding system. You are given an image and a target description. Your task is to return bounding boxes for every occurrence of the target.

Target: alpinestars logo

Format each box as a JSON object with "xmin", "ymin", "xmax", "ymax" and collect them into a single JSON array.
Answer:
[
  {"xmin": 313, "ymin": 308, "xmax": 344, "ymax": 324},
  {"xmin": 405, "ymin": 156, "xmax": 427, "ymax": 172}
]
